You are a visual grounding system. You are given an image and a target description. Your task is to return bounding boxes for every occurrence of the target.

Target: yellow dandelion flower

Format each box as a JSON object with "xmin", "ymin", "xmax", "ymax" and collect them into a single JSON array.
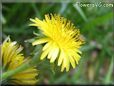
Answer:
[
  {"xmin": 1, "ymin": 37, "xmax": 38, "ymax": 85},
  {"xmin": 30, "ymin": 14, "xmax": 84, "ymax": 72}
]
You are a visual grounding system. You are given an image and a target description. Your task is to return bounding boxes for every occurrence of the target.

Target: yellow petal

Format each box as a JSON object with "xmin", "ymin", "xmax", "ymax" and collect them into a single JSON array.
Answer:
[
  {"xmin": 73, "ymin": 54, "xmax": 81, "ymax": 64},
  {"xmin": 47, "ymin": 47, "xmax": 54, "ymax": 59},
  {"xmin": 58, "ymin": 50, "xmax": 64, "ymax": 66},
  {"xmin": 29, "ymin": 24, "xmax": 39, "ymax": 27},
  {"xmin": 50, "ymin": 47, "xmax": 59, "ymax": 63},
  {"xmin": 61, "ymin": 63, "xmax": 65, "ymax": 72},
  {"xmin": 69, "ymin": 55, "xmax": 76, "ymax": 68},
  {"xmin": 32, "ymin": 38, "xmax": 49, "ymax": 46},
  {"xmin": 43, "ymin": 41, "xmax": 52, "ymax": 51},
  {"xmin": 40, "ymin": 48, "xmax": 50, "ymax": 60},
  {"xmin": 64, "ymin": 56, "xmax": 69, "ymax": 72}
]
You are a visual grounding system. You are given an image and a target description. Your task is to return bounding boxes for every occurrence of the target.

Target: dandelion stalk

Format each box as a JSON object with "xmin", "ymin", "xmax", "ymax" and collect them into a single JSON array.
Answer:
[{"xmin": 2, "ymin": 62, "xmax": 30, "ymax": 81}]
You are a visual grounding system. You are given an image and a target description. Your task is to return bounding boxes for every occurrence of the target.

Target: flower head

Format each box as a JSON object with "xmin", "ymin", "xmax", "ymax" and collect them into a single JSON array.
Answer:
[
  {"xmin": 1, "ymin": 37, "xmax": 38, "ymax": 85},
  {"xmin": 30, "ymin": 14, "xmax": 84, "ymax": 72}
]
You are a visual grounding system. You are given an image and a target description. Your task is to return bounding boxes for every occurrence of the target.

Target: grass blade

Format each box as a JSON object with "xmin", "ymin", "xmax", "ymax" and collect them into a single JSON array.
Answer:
[
  {"xmin": 73, "ymin": 4, "xmax": 88, "ymax": 22},
  {"xmin": 104, "ymin": 57, "xmax": 113, "ymax": 84}
]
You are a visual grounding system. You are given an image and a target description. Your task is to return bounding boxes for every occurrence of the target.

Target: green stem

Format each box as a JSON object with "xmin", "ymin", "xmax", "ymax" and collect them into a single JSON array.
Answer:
[
  {"xmin": 2, "ymin": 62, "xmax": 30, "ymax": 81},
  {"xmin": 1, "ymin": 45, "xmax": 42, "ymax": 81},
  {"xmin": 0, "ymin": 66, "xmax": 2, "ymax": 71}
]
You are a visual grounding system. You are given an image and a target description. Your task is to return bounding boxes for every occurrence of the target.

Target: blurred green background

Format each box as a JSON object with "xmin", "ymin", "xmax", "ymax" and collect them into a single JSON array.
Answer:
[{"xmin": 2, "ymin": 2, "xmax": 114, "ymax": 84}]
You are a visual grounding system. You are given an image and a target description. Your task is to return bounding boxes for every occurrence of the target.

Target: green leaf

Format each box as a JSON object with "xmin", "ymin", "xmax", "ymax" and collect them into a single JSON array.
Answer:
[
  {"xmin": 73, "ymin": 4, "xmax": 88, "ymax": 22},
  {"xmin": 1, "ymin": 14, "xmax": 6, "ymax": 24},
  {"xmin": 104, "ymin": 57, "xmax": 113, "ymax": 84},
  {"xmin": 83, "ymin": 12, "xmax": 113, "ymax": 30}
]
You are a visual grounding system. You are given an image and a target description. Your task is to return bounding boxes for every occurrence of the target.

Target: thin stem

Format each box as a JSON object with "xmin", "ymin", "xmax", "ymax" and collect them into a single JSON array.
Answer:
[
  {"xmin": 0, "ymin": 66, "xmax": 2, "ymax": 71},
  {"xmin": 2, "ymin": 62, "xmax": 30, "ymax": 81}
]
